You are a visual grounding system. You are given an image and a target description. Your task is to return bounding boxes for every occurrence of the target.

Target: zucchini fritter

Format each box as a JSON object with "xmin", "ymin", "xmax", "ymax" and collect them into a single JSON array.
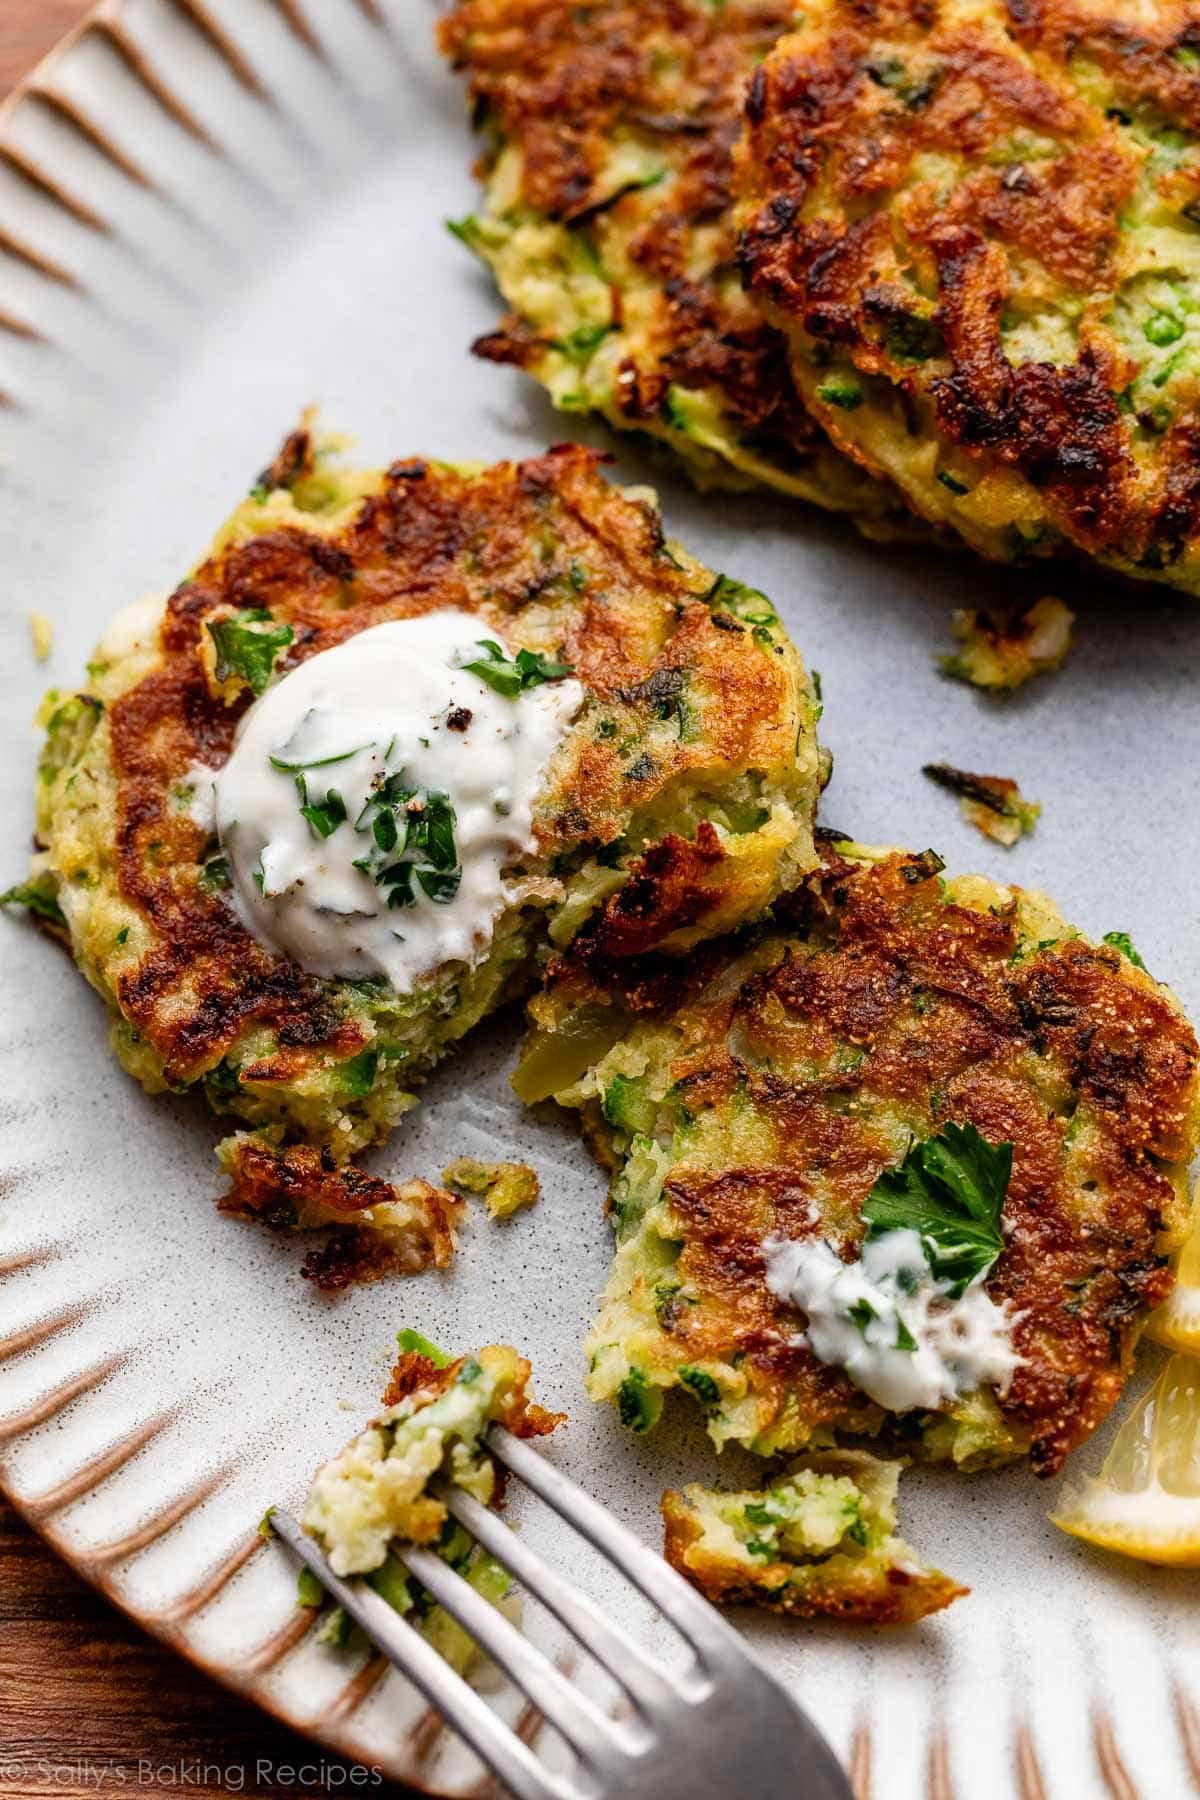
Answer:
[
  {"xmin": 662, "ymin": 1449, "xmax": 965, "ymax": 1623},
  {"xmin": 736, "ymin": 0, "xmax": 1200, "ymax": 591},
  {"xmin": 439, "ymin": 0, "xmax": 913, "ymax": 529},
  {"xmin": 18, "ymin": 427, "xmax": 822, "ymax": 1165},
  {"xmin": 518, "ymin": 840, "xmax": 1200, "ymax": 1475}
]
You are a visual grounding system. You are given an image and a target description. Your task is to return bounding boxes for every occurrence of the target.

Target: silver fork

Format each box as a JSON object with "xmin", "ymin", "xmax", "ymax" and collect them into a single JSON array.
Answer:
[{"xmin": 273, "ymin": 1424, "xmax": 853, "ymax": 1800}]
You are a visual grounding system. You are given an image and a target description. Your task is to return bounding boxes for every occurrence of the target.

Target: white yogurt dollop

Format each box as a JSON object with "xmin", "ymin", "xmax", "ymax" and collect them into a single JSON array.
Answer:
[
  {"xmin": 763, "ymin": 1227, "xmax": 1021, "ymax": 1413},
  {"xmin": 202, "ymin": 611, "xmax": 582, "ymax": 992}
]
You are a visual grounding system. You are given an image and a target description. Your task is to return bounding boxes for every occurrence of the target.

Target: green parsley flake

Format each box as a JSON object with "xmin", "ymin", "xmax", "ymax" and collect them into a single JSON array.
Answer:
[
  {"xmin": 208, "ymin": 609, "xmax": 294, "ymax": 696},
  {"xmin": 461, "ymin": 639, "xmax": 574, "ymax": 697},
  {"xmin": 295, "ymin": 775, "xmax": 347, "ymax": 840},
  {"xmin": 0, "ymin": 881, "xmax": 66, "ymax": 927},
  {"xmin": 1102, "ymin": 930, "xmax": 1147, "ymax": 970},
  {"xmin": 353, "ymin": 777, "xmax": 461, "ymax": 909}
]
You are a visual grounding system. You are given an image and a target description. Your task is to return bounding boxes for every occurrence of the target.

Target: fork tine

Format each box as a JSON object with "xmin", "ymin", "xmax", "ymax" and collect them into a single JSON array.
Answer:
[
  {"xmin": 485, "ymin": 1426, "xmax": 746, "ymax": 1670},
  {"xmin": 270, "ymin": 1510, "xmax": 571, "ymax": 1800},
  {"xmin": 396, "ymin": 1538, "xmax": 618, "ymax": 1768},
  {"xmin": 437, "ymin": 1480, "xmax": 676, "ymax": 1714}
]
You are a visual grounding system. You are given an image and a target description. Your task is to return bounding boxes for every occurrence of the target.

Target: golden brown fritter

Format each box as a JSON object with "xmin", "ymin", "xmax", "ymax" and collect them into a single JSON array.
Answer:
[
  {"xmin": 518, "ymin": 839, "xmax": 1200, "ymax": 1475},
  {"xmin": 439, "ymin": 0, "xmax": 916, "ymax": 527},
  {"xmin": 736, "ymin": 0, "xmax": 1200, "ymax": 592},
  {"xmin": 17, "ymin": 425, "xmax": 822, "ymax": 1171}
]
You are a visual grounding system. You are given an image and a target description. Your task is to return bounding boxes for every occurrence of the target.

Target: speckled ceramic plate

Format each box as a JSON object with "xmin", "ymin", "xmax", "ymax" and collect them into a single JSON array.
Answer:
[{"xmin": 3, "ymin": 4, "xmax": 1200, "ymax": 1795}]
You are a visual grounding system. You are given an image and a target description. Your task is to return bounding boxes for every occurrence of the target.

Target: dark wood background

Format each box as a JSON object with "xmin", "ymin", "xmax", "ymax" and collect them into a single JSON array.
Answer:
[{"xmin": 0, "ymin": 11, "xmax": 410, "ymax": 1795}]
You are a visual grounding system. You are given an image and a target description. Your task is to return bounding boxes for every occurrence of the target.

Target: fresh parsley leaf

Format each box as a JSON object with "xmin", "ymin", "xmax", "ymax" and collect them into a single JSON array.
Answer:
[
  {"xmin": 353, "ymin": 776, "xmax": 461, "ymax": 909},
  {"xmin": 396, "ymin": 1329, "xmax": 451, "ymax": 1367},
  {"xmin": 207, "ymin": 609, "xmax": 294, "ymax": 696},
  {"xmin": 0, "ymin": 881, "xmax": 65, "ymax": 927},
  {"xmin": 461, "ymin": 638, "xmax": 574, "ymax": 697},
  {"xmin": 861, "ymin": 1121, "xmax": 1012, "ymax": 1297},
  {"xmin": 1102, "ymin": 930, "xmax": 1147, "ymax": 970},
  {"xmin": 744, "ymin": 1538, "xmax": 774, "ymax": 1560},
  {"xmin": 894, "ymin": 1315, "xmax": 918, "ymax": 1352},
  {"xmin": 295, "ymin": 775, "xmax": 347, "ymax": 840}
]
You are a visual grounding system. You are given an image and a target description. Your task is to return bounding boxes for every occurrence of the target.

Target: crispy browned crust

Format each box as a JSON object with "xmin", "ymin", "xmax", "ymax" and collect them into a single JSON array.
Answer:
[
  {"xmin": 661, "ymin": 1487, "xmax": 966, "ymax": 1623},
  {"xmin": 736, "ymin": 0, "xmax": 1200, "ymax": 575},
  {"xmin": 562, "ymin": 841, "xmax": 1200, "ymax": 1473},
  {"xmin": 108, "ymin": 437, "xmax": 800, "ymax": 1089},
  {"xmin": 380, "ymin": 1347, "xmax": 566, "ymax": 1442},
  {"xmin": 439, "ymin": 0, "xmax": 878, "ymax": 479},
  {"xmin": 217, "ymin": 1136, "xmax": 463, "ymax": 1291}
]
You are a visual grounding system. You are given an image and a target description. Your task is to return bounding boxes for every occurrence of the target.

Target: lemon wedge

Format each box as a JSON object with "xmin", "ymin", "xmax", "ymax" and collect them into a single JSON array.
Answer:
[
  {"xmin": 1146, "ymin": 1205, "xmax": 1200, "ymax": 1353},
  {"xmin": 1050, "ymin": 1355, "xmax": 1200, "ymax": 1565}
]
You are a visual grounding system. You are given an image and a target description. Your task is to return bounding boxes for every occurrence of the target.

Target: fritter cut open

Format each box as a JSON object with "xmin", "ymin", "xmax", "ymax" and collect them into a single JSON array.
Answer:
[
  {"xmin": 518, "ymin": 840, "xmax": 1200, "ymax": 1475},
  {"xmin": 736, "ymin": 0, "xmax": 1200, "ymax": 592},
  {"xmin": 14, "ymin": 426, "xmax": 822, "ymax": 1174}
]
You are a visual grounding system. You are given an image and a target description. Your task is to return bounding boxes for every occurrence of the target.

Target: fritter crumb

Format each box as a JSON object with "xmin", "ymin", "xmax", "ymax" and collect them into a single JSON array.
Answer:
[
  {"xmin": 922, "ymin": 763, "xmax": 1040, "ymax": 847},
  {"xmin": 29, "ymin": 612, "xmax": 53, "ymax": 662},
  {"xmin": 940, "ymin": 599, "xmax": 1074, "ymax": 691},
  {"xmin": 441, "ymin": 1156, "xmax": 541, "ymax": 1219}
]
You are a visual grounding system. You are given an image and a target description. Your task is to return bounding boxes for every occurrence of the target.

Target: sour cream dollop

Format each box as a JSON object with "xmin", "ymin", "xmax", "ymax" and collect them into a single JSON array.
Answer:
[
  {"xmin": 195, "ymin": 611, "xmax": 583, "ymax": 992},
  {"xmin": 763, "ymin": 1227, "xmax": 1021, "ymax": 1414}
]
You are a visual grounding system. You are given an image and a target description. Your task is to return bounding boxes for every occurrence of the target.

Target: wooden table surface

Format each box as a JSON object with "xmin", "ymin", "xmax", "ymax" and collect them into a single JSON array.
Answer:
[{"xmin": 0, "ymin": 11, "xmax": 413, "ymax": 1795}]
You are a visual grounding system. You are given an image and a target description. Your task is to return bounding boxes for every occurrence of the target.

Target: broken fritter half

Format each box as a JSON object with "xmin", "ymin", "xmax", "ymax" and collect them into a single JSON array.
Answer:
[
  {"xmin": 662, "ymin": 1449, "xmax": 965, "ymax": 1623},
  {"xmin": 736, "ymin": 0, "xmax": 1200, "ymax": 593},
  {"xmin": 8, "ymin": 424, "xmax": 823, "ymax": 1262},
  {"xmin": 297, "ymin": 1341, "xmax": 562, "ymax": 1671},
  {"xmin": 438, "ymin": 0, "xmax": 915, "ymax": 532},
  {"xmin": 516, "ymin": 838, "xmax": 1200, "ymax": 1476}
]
